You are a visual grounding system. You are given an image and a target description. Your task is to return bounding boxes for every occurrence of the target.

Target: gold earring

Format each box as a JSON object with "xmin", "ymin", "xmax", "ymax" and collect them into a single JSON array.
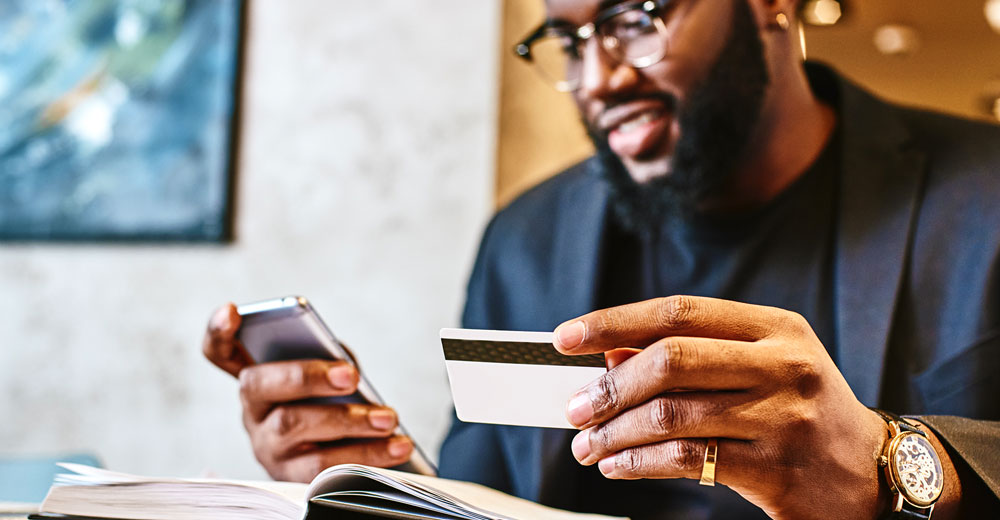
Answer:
[{"xmin": 775, "ymin": 12, "xmax": 790, "ymax": 31}]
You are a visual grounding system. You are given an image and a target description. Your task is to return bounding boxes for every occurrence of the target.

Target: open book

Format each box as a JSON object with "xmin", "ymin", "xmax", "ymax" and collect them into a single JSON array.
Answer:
[{"xmin": 35, "ymin": 463, "xmax": 627, "ymax": 520}]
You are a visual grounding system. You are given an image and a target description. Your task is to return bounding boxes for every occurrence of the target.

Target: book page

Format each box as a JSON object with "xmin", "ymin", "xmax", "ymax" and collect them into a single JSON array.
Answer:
[
  {"xmin": 42, "ymin": 464, "xmax": 309, "ymax": 520},
  {"xmin": 55, "ymin": 463, "xmax": 308, "ymax": 503},
  {"xmin": 309, "ymin": 464, "xmax": 628, "ymax": 520}
]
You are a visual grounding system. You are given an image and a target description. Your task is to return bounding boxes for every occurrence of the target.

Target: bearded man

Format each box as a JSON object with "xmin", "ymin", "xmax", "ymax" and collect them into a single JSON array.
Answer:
[{"xmin": 205, "ymin": 0, "xmax": 1000, "ymax": 518}]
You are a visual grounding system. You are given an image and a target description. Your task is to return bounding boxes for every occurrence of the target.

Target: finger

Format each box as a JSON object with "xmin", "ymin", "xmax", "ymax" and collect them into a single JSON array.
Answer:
[
  {"xmin": 604, "ymin": 348, "xmax": 641, "ymax": 370},
  {"xmin": 596, "ymin": 438, "xmax": 755, "ymax": 486},
  {"xmin": 572, "ymin": 391, "xmax": 758, "ymax": 465},
  {"xmin": 203, "ymin": 303, "xmax": 254, "ymax": 377},
  {"xmin": 277, "ymin": 436, "xmax": 414, "ymax": 481},
  {"xmin": 567, "ymin": 337, "xmax": 775, "ymax": 428},
  {"xmin": 554, "ymin": 295, "xmax": 789, "ymax": 354},
  {"xmin": 253, "ymin": 403, "xmax": 399, "ymax": 455},
  {"xmin": 240, "ymin": 360, "xmax": 359, "ymax": 421}
]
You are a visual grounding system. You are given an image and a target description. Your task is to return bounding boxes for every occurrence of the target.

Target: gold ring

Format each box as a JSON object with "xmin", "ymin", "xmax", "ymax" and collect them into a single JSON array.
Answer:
[{"xmin": 699, "ymin": 438, "xmax": 718, "ymax": 486}]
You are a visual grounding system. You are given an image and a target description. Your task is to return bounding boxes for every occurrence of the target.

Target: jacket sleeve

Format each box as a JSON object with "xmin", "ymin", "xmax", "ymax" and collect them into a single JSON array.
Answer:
[
  {"xmin": 917, "ymin": 415, "xmax": 1000, "ymax": 510},
  {"xmin": 436, "ymin": 216, "xmax": 514, "ymax": 493}
]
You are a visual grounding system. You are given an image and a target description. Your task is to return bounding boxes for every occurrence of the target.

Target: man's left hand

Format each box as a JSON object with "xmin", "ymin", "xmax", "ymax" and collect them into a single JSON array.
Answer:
[{"xmin": 554, "ymin": 295, "xmax": 889, "ymax": 520}]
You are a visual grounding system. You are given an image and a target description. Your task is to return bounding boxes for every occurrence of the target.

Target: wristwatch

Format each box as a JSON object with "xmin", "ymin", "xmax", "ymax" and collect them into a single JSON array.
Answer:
[{"xmin": 870, "ymin": 408, "xmax": 944, "ymax": 519}]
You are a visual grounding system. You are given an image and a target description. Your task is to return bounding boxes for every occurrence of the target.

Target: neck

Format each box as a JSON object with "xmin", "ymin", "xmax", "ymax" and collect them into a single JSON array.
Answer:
[{"xmin": 706, "ymin": 64, "xmax": 837, "ymax": 212}]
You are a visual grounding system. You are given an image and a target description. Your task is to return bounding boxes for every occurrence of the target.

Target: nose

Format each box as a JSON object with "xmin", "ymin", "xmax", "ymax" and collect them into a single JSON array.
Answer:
[{"xmin": 577, "ymin": 38, "xmax": 640, "ymax": 100}]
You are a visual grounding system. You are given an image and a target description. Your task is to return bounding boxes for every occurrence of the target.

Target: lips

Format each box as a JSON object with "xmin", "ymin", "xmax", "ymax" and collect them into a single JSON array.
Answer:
[{"xmin": 598, "ymin": 99, "xmax": 674, "ymax": 160}]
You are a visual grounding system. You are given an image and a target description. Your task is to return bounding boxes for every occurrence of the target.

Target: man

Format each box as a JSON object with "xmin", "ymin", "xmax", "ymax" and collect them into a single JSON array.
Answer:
[{"xmin": 204, "ymin": 0, "xmax": 1000, "ymax": 518}]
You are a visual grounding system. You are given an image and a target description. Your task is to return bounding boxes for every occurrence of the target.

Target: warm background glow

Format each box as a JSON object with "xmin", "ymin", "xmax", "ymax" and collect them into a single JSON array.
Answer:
[{"xmin": 497, "ymin": 0, "xmax": 1000, "ymax": 207}]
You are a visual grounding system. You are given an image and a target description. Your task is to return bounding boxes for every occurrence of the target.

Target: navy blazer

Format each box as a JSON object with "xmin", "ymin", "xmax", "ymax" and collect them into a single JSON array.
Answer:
[{"xmin": 438, "ymin": 64, "xmax": 1000, "ymax": 518}]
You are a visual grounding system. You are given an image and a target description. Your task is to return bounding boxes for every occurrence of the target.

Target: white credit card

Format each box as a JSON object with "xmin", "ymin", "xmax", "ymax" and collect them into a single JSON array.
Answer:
[{"xmin": 440, "ymin": 328, "xmax": 608, "ymax": 429}]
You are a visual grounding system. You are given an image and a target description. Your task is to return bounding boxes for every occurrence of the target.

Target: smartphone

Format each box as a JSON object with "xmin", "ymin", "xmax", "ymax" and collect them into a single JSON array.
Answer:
[{"xmin": 236, "ymin": 295, "xmax": 437, "ymax": 476}]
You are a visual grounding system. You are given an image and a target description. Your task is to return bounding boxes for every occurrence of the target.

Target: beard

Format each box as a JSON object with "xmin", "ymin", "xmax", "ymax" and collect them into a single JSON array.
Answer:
[{"xmin": 588, "ymin": 0, "xmax": 769, "ymax": 235}]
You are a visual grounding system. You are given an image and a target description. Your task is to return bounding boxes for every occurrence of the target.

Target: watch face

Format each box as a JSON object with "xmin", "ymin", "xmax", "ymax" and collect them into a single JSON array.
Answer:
[{"xmin": 890, "ymin": 432, "xmax": 944, "ymax": 507}]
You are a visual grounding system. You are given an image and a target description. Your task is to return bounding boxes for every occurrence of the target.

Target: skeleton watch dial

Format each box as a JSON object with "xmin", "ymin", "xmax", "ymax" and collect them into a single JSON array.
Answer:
[{"xmin": 889, "ymin": 432, "xmax": 944, "ymax": 507}]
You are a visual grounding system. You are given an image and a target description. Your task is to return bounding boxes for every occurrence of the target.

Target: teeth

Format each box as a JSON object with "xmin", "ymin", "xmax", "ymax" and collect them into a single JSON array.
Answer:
[{"xmin": 617, "ymin": 111, "xmax": 659, "ymax": 133}]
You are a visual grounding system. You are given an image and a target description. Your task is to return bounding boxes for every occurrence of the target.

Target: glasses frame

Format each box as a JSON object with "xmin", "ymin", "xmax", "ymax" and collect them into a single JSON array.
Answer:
[{"xmin": 514, "ymin": 0, "xmax": 673, "ymax": 92}]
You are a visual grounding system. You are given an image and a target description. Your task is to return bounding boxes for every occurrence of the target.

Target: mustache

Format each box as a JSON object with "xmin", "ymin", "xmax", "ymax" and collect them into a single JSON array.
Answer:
[{"xmin": 589, "ymin": 92, "xmax": 678, "ymax": 140}]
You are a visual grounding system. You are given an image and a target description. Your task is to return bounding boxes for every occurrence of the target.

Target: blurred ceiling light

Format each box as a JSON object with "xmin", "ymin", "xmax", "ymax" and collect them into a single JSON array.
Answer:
[
  {"xmin": 802, "ymin": 0, "xmax": 843, "ymax": 26},
  {"xmin": 993, "ymin": 98, "xmax": 1000, "ymax": 122},
  {"xmin": 987, "ymin": 0, "xmax": 1000, "ymax": 34},
  {"xmin": 873, "ymin": 24, "xmax": 921, "ymax": 56}
]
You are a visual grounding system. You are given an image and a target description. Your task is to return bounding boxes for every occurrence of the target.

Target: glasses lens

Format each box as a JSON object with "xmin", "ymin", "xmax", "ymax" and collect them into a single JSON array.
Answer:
[
  {"xmin": 601, "ymin": 9, "xmax": 665, "ymax": 67},
  {"xmin": 527, "ymin": 32, "xmax": 583, "ymax": 91}
]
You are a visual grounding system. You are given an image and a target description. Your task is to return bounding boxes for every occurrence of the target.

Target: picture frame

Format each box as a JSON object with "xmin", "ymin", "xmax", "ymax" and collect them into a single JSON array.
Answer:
[{"xmin": 0, "ymin": 0, "xmax": 245, "ymax": 242}]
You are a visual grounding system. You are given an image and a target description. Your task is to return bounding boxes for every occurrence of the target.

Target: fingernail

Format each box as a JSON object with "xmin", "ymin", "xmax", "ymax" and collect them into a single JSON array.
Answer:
[
  {"xmin": 567, "ymin": 392, "xmax": 594, "ymax": 426},
  {"xmin": 368, "ymin": 409, "xmax": 396, "ymax": 431},
  {"xmin": 555, "ymin": 322, "xmax": 586, "ymax": 350},
  {"xmin": 388, "ymin": 437, "xmax": 413, "ymax": 458},
  {"xmin": 327, "ymin": 366, "xmax": 355, "ymax": 390},
  {"xmin": 571, "ymin": 430, "xmax": 592, "ymax": 462},
  {"xmin": 598, "ymin": 456, "xmax": 616, "ymax": 477}
]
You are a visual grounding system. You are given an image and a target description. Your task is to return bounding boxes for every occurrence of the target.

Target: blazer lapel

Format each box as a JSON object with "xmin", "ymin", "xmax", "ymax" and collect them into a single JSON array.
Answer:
[
  {"xmin": 550, "ymin": 160, "xmax": 614, "ymax": 326},
  {"xmin": 504, "ymin": 162, "xmax": 612, "ymax": 503},
  {"xmin": 835, "ymin": 81, "xmax": 927, "ymax": 406}
]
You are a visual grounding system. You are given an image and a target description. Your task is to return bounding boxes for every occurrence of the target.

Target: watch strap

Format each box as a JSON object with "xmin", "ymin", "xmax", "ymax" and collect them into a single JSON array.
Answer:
[
  {"xmin": 870, "ymin": 407, "xmax": 923, "ymax": 435},
  {"xmin": 883, "ymin": 506, "xmax": 931, "ymax": 520}
]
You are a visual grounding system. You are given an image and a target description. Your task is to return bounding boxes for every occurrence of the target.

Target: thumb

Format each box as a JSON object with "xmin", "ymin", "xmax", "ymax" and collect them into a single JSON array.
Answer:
[{"xmin": 203, "ymin": 303, "xmax": 254, "ymax": 377}]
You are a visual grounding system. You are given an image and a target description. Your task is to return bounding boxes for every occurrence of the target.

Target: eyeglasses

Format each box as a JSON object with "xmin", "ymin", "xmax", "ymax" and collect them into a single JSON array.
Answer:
[{"xmin": 514, "ymin": 0, "xmax": 674, "ymax": 92}]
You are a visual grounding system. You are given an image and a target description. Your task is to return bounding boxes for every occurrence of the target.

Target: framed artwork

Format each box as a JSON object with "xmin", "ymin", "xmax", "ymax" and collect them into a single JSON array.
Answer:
[{"xmin": 0, "ymin": 0, "xmax": 244, "ymax": 241}]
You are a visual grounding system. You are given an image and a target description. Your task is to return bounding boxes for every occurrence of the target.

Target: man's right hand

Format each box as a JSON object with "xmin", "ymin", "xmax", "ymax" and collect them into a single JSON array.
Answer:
[{"xmin": 202, "ymin": 303, "xmax": 414, "ymax": 483}]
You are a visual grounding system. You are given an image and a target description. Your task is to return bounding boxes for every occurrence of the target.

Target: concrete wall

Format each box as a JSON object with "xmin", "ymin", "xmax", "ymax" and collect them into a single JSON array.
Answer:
[{"xmin": 0, "ymin": 0, "xmax": 498, "ymax": 480}]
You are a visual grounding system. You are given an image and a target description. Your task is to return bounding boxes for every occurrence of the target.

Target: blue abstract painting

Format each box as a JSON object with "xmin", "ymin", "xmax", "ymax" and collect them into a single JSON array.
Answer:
[{"xmin": 0, "ymin": 0, "xmax": 242, "ymax": 241}]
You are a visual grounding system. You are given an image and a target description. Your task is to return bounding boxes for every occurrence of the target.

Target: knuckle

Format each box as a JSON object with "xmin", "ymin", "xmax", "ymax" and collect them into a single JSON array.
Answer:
[
  {"xmin": 659, "ymin": 295, "xmax": 694, "ymax": 328},
  {"xmin": 281, "ymin": 363, "xmax": 309, "ymax": 389},
  {"xmin": 238, "ymin": 368, "xmax": 260, "ymax": 400},
  {"xmin": 592, "ymin": 425, "xmax": 614, "ymax": 454},
  {"xmin": 618, "ymin": 448, "xmax": 644, "ymax": 474},
  {"xmin": 785, "ymin": 355, "xmax": 822, "ymax": 397},
  {"xmin": 790, "ymin": 311, "xmax": 810, "ymax": 330},
  {"xmin": 670, "ymin": 440, "xmax": 704, "ymax": 471},
  {"xmin": 651, "ymin": 397, "xmax": 678, "ymax": 434},
  {"xmin": 655, "ymin": 339, "xmax": 685, "ymax": 379},
  {"xmin": 778, "ymin": 311, "xmax": 811, "ymax": 337},
  {"xmin": 267, "ymin": 406, "xmax": 301, "ymax": 437},
  {"xmin": 785, "ymin": 404, "xmax": 820, "ymax": 437},
  {"xmin": 592, "ymin": 374, "xmax": 620, "ymax": 412}
]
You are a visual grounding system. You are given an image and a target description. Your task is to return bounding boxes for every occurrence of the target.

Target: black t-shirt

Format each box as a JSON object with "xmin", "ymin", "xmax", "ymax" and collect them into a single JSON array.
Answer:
[
  {"xmin": 600, "ymin": 135, "xmax": 840, "ymax": 355},
  {"xmin": 579, "ymin": 132, "xmax": 841, "ymax": 520}
]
